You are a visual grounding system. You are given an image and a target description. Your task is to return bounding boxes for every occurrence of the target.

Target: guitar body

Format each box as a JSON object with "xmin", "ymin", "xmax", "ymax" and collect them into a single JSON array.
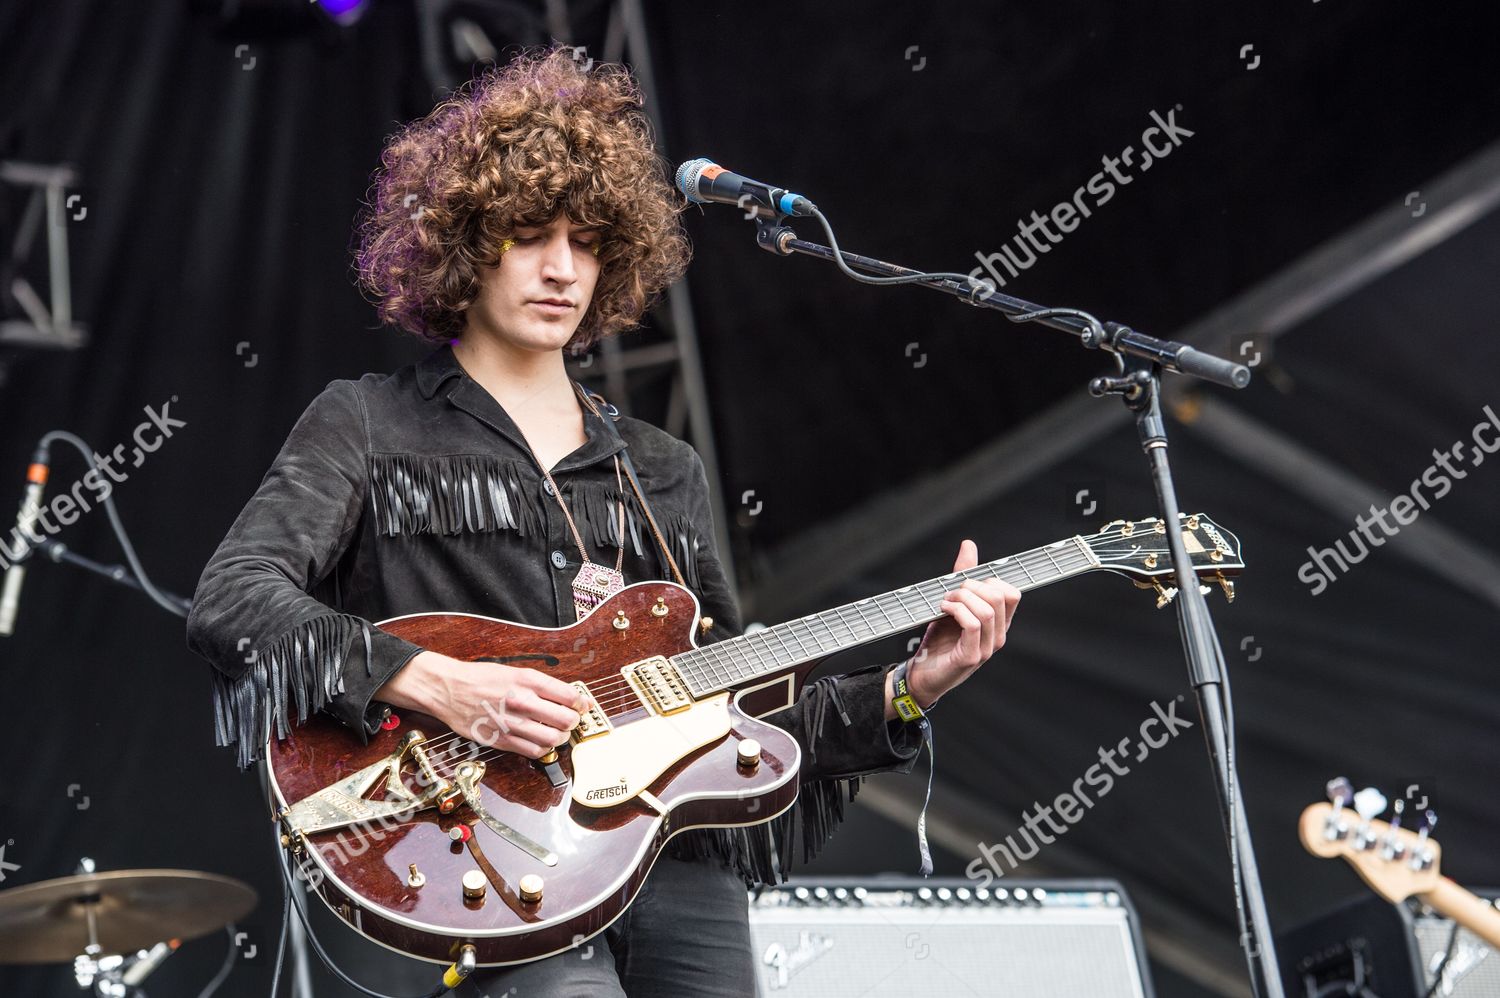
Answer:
[
  {"xmin": 261, "ymin": 515, "xmax": 1242, "ymax": 968},
  {"xmin": 266, "ymin": 582, "xmax": 801, "ymax": 967}
]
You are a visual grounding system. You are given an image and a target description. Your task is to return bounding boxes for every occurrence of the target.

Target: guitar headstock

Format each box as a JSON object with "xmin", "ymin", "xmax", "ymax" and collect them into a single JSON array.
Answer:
[
  {"xmin": 1298, "ymin": 780, "xmax": 1442, "ymax": 903},
  {"xmin": 1081, "ymin": 513, "xmax": 1242, "ymax": 607}
]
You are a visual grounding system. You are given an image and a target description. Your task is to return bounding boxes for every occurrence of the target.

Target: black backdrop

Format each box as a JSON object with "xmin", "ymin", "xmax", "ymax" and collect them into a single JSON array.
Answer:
[{"xmin": 2, "ymin": 2, "xmax": 1498, "ymax": 996}]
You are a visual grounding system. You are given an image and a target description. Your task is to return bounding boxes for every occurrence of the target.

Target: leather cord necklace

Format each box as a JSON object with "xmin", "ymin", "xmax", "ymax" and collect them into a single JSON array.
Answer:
[{"xmin": 519, "ymin": 382, "xmax": 688, "ymax": 622}]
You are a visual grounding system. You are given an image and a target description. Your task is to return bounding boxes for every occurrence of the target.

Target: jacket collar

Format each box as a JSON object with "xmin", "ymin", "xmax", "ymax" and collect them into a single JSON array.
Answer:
[{"xmin": 416, "ymin": 344, "xmax": 627, "ymax": 473}]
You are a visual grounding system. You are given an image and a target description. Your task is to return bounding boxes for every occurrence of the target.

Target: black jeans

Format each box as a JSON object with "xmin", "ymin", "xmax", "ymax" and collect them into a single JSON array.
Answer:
[{"xmin": 456, "ymin": 854, "xmax": 756, "ymax": 997}]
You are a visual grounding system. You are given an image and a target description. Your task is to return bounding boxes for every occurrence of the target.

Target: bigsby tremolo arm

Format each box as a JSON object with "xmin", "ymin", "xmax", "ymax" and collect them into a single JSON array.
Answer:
[{"xmin": 279, "ymin": 730, "xmax": 452, "ymax": 839}]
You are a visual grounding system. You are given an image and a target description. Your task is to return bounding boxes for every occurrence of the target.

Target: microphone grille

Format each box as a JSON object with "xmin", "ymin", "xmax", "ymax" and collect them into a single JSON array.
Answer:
[{"xmin": 675, "ymin": 158, "xmax": 713, "ymax": 203}]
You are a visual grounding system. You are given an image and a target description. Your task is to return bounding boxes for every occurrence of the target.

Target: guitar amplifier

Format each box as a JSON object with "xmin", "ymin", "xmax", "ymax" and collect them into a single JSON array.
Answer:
[
  {"xmin": 746, "ymin": 878, "xmax": 1155, "ymax": 997},
  {"xmin": 1278, "ymin": 891, "xmax": 1500, "ymax": 998}
]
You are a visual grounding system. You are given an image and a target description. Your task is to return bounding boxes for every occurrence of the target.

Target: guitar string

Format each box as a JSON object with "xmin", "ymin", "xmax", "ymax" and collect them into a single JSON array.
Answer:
[
  {"xmin": 402, "ymin": 551, "xmax": 1103, "ymax": 763},
  {"xmin": 331, "ymin": 543, "xmax": 1173, "ymax": 837},
  {"xmin": 408, "ymin": 549, "xmax": 1104, "ymax": 749}
]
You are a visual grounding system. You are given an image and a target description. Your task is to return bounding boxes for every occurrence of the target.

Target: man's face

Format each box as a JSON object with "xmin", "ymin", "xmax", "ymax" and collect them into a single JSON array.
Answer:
[{"xmin": 463, "ymin": 214, "xmax": 604, "ymax": 352}]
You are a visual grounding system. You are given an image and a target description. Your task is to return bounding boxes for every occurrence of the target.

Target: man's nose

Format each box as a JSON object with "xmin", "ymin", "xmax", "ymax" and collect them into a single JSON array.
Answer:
[{"xmin": 540, "ymin": 233, "xmax": 577, "ymax": 284}]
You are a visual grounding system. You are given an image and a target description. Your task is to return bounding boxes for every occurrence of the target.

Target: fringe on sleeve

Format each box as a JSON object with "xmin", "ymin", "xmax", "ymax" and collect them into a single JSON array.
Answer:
[{"xmin": 211, "ymin": 612, "xmax": 372, "ymax": 769}]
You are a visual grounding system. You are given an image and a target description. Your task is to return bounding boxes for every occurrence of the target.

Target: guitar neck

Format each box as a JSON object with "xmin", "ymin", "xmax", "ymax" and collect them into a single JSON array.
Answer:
[
  {"xmin": 1423, "ymin": 877, "xmax": 1500, "ymax": 951},
  {"xmin": 675, "ymin": 534, "xmax": 1099, "ymax": 697}
]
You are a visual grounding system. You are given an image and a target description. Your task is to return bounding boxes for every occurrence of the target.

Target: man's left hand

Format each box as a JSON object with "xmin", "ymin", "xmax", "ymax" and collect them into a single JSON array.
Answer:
[{"xmin": 903, "ymin": 539, "xmax": 1022, "ymax": 708}]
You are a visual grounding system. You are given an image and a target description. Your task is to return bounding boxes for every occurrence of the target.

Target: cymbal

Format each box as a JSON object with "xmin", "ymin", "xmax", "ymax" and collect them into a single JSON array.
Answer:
[{"xmin": 0, "ymin": 868, "xmax": 257, "ymax": 964}]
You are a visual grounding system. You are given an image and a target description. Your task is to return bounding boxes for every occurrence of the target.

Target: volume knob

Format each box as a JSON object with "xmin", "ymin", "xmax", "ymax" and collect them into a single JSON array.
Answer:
[{"xmin": 462, "ymin": 870, "xmax": 487, "ymax": 900}]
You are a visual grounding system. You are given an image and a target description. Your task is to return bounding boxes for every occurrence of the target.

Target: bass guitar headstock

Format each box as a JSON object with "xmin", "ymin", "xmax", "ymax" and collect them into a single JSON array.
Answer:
[{"xmin": 1298, "ymin": 778, "xmax": 1442, "ymax": 903}]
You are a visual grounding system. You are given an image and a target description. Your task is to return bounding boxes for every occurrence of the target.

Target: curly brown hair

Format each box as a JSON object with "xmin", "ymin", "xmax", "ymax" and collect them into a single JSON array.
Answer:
[{"xmin": 354, "ymin": 46, "xmax": 690, "ymax": 348}]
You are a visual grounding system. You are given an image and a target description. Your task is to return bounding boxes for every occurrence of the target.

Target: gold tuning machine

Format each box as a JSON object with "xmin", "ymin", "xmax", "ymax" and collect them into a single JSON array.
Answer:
[{"xmin": 1132, "ymin": 578, "xmax": 1178, "ymax": 608}]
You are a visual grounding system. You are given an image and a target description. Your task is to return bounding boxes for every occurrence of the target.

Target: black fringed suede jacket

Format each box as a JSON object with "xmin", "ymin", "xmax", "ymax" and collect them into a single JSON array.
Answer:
[{"xmin": 186, "ymin": 344, "xmax": 921, "ymax": 884}]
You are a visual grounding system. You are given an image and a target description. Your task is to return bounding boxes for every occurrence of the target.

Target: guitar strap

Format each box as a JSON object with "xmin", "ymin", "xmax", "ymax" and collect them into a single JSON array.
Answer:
[{"xmin": 572, "ymin": 383, "xmax": 688, "ymax": 591}]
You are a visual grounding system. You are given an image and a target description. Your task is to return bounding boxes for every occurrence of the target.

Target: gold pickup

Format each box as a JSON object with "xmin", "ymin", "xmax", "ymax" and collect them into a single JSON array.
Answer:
[
  {"xmin": 622, "ymin": 657, "xmax": 693, "ymax": 715},
  {"xmin": 572, "ymin": 681, "xmax": 612, "ymax": 740}
]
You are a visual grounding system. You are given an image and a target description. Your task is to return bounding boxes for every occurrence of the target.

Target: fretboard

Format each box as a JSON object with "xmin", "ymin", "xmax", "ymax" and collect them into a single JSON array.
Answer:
[{"xmin": 675, "ymin": 535, "xmax": 1098, "ymax": 697}]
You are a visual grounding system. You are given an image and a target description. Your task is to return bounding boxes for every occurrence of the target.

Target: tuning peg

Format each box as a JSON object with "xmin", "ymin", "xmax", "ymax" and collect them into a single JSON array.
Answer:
[
  {"xmin": 1410, "ymin": 810, "xmax": 1438, "ymax": 871},
  {"xmin": 1381, "ymin": 798, "xmax": 1407, "ymax": 861},
  {"xmin": 1215, "ymin": 574, "xmax": 1235, "ymax": 603},
  {"xmin": 1353, "ymin": 787, "xmax": 1387, "ymax": 849},
  {"xmin": 1324, "ymin": 777, "xmax": 1354, "ymax": 840},
  {"xmin": 1152, "ymin": 581, "xmax": 1178, "ymax": 608},
  {"xmin": 1353, "ymin": 787, "xmax": 1387, "ymax": 820}
]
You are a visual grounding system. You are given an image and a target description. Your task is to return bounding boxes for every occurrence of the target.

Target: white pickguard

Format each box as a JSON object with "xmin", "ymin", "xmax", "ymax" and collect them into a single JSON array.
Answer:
[{"xmin": 570, "ymin": 693, "xmax": 732, "ymax": 808}]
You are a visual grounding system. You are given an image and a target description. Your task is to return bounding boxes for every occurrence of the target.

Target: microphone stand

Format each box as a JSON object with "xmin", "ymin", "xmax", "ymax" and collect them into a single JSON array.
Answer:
[
  {"xmin": 29, "ymin": 538, "xmax": 192, "ymax": 615},
  {"xmin": 749, "ymin": 217, "xmax": 1282, "ymax": 998}
]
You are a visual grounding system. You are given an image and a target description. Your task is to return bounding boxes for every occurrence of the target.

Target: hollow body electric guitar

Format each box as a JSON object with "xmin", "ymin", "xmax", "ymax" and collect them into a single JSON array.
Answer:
[{"xmin": 268, "ymin": 514, "xmax": 1241, "ymax": 967}]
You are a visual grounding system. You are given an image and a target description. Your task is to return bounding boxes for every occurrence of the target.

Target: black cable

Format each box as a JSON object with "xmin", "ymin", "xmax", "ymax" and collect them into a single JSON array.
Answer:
[
  {"xmin": 30, "ymin": 430, "xmax": 187, "ymax": 618},
  {"xmin": 1421, "ymin": 918, "xmax": 1461, "ymax": 998},
  {"xmin": 269, "ymin": 881, "xmax": 292, "ymax": 998},
  {"xmin": 194, "ymin": 925, "xmax": 238, "ymax": 998},
  {"xmin": 806, "ymin": 206, "xmax": 985, "ymax": 289}
]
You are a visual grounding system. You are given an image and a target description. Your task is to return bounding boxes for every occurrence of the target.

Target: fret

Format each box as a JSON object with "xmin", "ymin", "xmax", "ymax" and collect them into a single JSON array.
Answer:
[
  {"xmin": 831, "ymin": 604, "xmax": 863, "ymax": 644},
  {"xmin": 698, "ymin": 646, "xmax": 725, "ymax": 690},
  {"xmin": 1011, "ymin": 553, "xmax": 1037, "ymax": 585},
  {"xmin": 767, "ymin": 624, "xmax": 803, "ymax": 667},
  {"xmin": 890, "ymin": 585, "xmax": 924, "ymax": 626},
  {"xmin": 791, "ymin": 617, "xmax": 824, "ymax": 658},
  {"xmin": 851, "ymin": 599, "xmax": 884, "ymax": 639},
  {"xmin": 711, "ymin": 642, "xmax": 738, "ymax": 686},
  {"xmin": 672, "ymin": 527, "xmax": 1133, "ymax": 698}
]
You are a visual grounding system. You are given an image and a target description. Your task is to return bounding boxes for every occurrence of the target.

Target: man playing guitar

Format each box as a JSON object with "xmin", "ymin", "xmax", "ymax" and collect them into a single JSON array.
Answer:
[{"xmin": 186, "ymin": 45, "xmax": 1020, "ymax": 996}]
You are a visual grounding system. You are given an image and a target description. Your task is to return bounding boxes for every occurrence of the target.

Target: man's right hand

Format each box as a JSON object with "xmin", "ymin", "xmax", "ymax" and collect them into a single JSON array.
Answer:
[{"xmin": 376, "ymin": 650, "xmax": 586, "ymax": 759}]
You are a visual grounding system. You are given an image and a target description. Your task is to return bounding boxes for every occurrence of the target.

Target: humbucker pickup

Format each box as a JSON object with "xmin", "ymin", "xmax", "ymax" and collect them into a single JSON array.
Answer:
[
  {"xmin": 622, "ymin": 657, "xmax": 693, "ymax": 714},
  {"xmin": 573, "ymin": 681, "xmax": 612, "ymax": 739}
]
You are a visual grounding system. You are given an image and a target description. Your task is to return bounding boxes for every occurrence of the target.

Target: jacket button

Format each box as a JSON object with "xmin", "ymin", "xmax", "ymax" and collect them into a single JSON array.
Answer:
[
  {"xmin": 550, "ymin": 550, "xmax": 567, "ymax": 569},
  {"xmin": 543, "ymin": 479, "xmax": 556, "ymax": 496}
]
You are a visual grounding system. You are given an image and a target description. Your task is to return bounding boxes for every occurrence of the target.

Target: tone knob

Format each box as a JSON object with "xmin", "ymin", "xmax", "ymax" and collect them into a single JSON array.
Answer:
[
  {"xmin": 462, "ymin": 870, "xmax": 487, "ymax": 900},
  {"xmin": 737, "ymin": 738, "xmax": 761, "ymax": 769},
  {"xmin": 518, "ymin": 874, "xmax": 545, "ymax": 903}
]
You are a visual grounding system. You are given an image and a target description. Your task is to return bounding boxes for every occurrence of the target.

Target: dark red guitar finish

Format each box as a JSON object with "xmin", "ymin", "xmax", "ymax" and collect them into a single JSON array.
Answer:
[
  {"xmin": 263, "ymin": 515, "xmax": 1246, "ymax": 969},
  {"xmin": 266, "ymin": 582, "xmax": 801, "ymax": 967}
]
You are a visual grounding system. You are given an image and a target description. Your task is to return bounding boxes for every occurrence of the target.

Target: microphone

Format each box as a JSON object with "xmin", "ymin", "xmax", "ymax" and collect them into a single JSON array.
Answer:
[
  {"xmin": 0, "ymin": 442, "xmax": 51, "ymax": 636},
  {"xmin": 674, "ymin": 158, "xmax": 817, "ymax": 218},
  {"xmin": 121, "ymin": 939, "xmax": 180, "ymax": 986}
]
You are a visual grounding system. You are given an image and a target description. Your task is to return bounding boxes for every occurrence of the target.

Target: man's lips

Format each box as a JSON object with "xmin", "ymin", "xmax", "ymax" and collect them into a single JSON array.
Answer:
[{"xmin": 528, "ymin": 299, "xmax": 575, "ymax": 313}]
